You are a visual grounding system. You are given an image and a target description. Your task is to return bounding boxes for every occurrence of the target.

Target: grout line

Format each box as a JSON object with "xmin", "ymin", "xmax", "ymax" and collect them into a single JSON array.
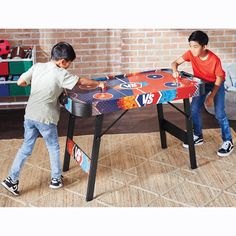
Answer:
[
  {"xmin": 183, "ymin": 179, "xmax": 223, "ymax": 192},
  {"xmin": 89, "ymin": 199, "xmax": 114, "ymax": 207},
  {"xmin": 203, "ymin": 191, "xmax": 224, "ymax": 207},
  {"xmin": 148, "ymin": 194, "xmax": 193, "ymax": 207},
  {"xmin": 160, "ymin": 178, "xmax": 186, "ymax": 196}
]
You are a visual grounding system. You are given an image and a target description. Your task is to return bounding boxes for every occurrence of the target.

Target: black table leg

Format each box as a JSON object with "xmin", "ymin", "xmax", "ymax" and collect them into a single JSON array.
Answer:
[
  {"xmin": 86, "ymin": 114, "xmax": 104, "ymax": 201},
  {"xmin": 183, "ymin": 98, "xmax": 197, "ymax": 169},
  {"xmin": 157, "ymin": 104, "xmax": 167, "ymax": 149},
  {"xmin": 63, "ymin": 113, "xmax": 76, "ymax": 172}
]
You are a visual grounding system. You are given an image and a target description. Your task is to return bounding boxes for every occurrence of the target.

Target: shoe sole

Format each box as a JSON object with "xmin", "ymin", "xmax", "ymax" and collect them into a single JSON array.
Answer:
[
  {"xmin": 1, "ymin": 182, "xmax": 19, "ymax": 196},
  {"xmin": 183, "ymin": 142, "xmax": 203, "ymax": 149},
  {"xmin": 217, "ymin": 147, "xmax": 234, "ymax": 157},
  {"xmin": 49, "ymin": 184, "xmax": 63, "ymax": 189}
]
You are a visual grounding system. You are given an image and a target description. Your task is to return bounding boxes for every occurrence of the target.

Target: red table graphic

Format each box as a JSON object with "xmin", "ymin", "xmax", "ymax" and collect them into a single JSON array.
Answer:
[{"xmin": 60, "ymin": 69, "xmax": 205, "ymax": 201}]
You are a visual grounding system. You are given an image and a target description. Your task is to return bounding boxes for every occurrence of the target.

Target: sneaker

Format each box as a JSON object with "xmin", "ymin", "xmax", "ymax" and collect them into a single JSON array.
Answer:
[
  {"xmin": 1, "ymin": 176, "xmax": 19, "ymax": 196},
  {"xmin": 217, "ymin": 140, "xmax": 234, "ymax": 157},
  {"xmin": 49, "ymin": 175, "xmax": 63, "ymax": 189},
  {"xmin": 183, "ymin": 134, "xmax": 204, "ymax": 148}
]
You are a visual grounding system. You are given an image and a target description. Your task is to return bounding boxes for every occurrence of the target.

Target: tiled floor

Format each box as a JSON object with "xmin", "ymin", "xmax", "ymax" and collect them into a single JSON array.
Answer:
[{"xmin": 0, "ymin": 128, "xmax": 236, "ymax": 207}]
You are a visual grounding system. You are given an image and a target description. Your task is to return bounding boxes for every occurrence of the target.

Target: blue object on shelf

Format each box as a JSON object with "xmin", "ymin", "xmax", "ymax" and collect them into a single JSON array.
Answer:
[
  {"xmin": 13, "ymin": 75, "xmax": 20, "ymax": 81},
  {"xmin": 0, "ymin": 84, "xmax": 9, "ymax": 96}
]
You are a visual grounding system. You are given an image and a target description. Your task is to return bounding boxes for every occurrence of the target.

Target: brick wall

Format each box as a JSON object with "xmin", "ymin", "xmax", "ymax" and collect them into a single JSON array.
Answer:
[{"xmin": 0, "ymin": 29, "xmax": 236, "ymax": 78}]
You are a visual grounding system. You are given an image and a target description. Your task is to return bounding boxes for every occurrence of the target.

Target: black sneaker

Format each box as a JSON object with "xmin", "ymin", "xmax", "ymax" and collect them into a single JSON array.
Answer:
[
  {"xmin": 1, "ymin": 176, "xmax": 19, "ymax": 196},
  {"xmin": 183, "ymin": 135, "xmax": 204, "ymax": 148},
  {"xmin": 217, "ymin": 140, "xmax": 234, "ymax": 157},
  {"xmin": 49, "ymin": 175, "xmax": 63, "ymax": 189}
]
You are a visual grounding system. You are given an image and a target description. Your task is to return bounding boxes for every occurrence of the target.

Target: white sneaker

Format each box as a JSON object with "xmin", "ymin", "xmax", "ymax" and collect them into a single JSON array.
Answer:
[
  {"xmin": 217, "ymin": 140, "xmax": 234, "ymax": 157},
  {"xmin": 49, "ymin": 175, "xmax": 64, "ymax": 189},
  {"xmin": 183, "ymin": 135, "xmax": 204, "ymax": 148}
]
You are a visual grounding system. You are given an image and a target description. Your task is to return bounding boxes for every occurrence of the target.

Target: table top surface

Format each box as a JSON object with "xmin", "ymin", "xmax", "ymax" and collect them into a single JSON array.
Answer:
[{"xmin": 63, "ymin": 69, "xmax": 205, "ymax": 116}]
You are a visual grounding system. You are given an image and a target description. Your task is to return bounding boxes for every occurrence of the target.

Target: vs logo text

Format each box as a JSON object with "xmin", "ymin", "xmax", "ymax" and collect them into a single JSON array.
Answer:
[{"xmin": 135, "ymin": 92, "xmax": 162, "ymax": 107}]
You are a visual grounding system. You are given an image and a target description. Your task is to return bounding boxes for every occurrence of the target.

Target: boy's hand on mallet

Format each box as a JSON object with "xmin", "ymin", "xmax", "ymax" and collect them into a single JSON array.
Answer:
[
  {"xmin": 98, "ymin": 81, "xmax": 108, "ymax": 92},
  {"xmin": 172, "ymin": 70, "xmax": 180, "ymax": 79}
]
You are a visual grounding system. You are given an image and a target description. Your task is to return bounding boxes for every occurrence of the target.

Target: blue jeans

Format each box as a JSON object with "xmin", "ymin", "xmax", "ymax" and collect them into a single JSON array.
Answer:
[
  {"xmin": 9, "ymin": 119, "xmax": 62, "ymax": 182},
  {"xmin": 191, "ymin": 82, "xmax": 232, "ymax": 142}
]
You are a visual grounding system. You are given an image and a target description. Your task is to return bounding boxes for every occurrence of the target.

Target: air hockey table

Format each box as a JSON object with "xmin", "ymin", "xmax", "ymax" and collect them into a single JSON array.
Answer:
[{"xmin": 59, "ymin": 68, "xmax": 205, "ymax": 201}]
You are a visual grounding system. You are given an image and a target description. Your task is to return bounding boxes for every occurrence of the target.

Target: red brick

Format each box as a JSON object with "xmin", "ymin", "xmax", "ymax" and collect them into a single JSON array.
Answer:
[
  {"xmin": 79, "ymin": 44, "xmax": 98, "ymax": 49},
  {"xmin": 39, "ymin": 39, "xmax": 58, "ymax": 44},
  {"xmin": 107, "ymin": 49, "xmax": 121, "ymax": 54},
  {"xmin": 122, "ymin": 51, "xmax": 138, "ymax": 57},
  {"xmin": 22, "ymin": 29, "xmax": 39, "ymax": 32},
  {"xmin": 162, "ymin": 31, "xmax": 178, "ymax": 37},
  {"xmin": 130, "ymin": 57, "xmax": 146, "ymax": 62},
  {"xmin": 138, "ymin": 51, "xmax": 156, "ymax": 56},
  {"xmin": 225, "ymin": 42, "xmax": 236, "ymax": 47},
  {"xmin": 121, "ymin": 45, "xmax": 130, "ymax": 50},
  {"xmin": 106, "ymin": 37, "xmax": 121, "ymax": 43},
  {"xmin": 38, "ymin": 29, "xmax": 58, "ymax": 33},
  {"xmin": 138, "ymin": 39, "xmax": 153, "ymax": 44},
  {"xmin": 5, "ymin": 29, "xmax": 23, "ymax": 32},
  {"xmin": 13, "ymin": 33, "xmax": 32, "ymax": 39},
  {"xmin": 169, "ymin": 49, "xmax": 185, "ymax": 56},
  {"xmin": 0, "ymin": 34, "xmax": 13, "ymax": 39},
  {"xmin": 178, "ymin": 43, "xmax": 189, "ymax": 49},
  {"xmin": 224, "ymin": 30, "xmax": 236, "ymax": 35},
  {"xmin": 146, "ymin": 45, "xmax": 162, "ymax": 50},
  {"xmin": 89, "ymin": 37, "xmax": 106, "ymax": 43},
  {"xmin": 64, "ymin": 32, "xmax": 81, "ymax": 38},
  {"xmin": 209, "ymin": 42, "xmax": 225, "ymax": 48},
  {"xmin": 177, "ymin": 30, "xmax": 192, "ymax": 37},
  {"xmin": 122, "ymin": 39, "xmax": 138, "ymax": 44},
  {"xmin": 90, "ymin": 50, "xmax": 107, "ymax": 55},
  {"xmin": 122, "ymin": 58, "xmax": 130, "ymax": 63},
  {"xmin": 145, "ymin": 56, "xmax": 160, "ymax": 62},
  {"xmin": 81, "ymin": 31, "xmax": 98, "ymax": 37},
  {"xmin": 207, "ymin": 30, "xmax": 224, "ymax": 36},
  {"xmin": 73, "ymin": 38, "xmax": 90, "ymax": 44},
  {"xmin": 216, "ymin": 36, "xmax": 234, "ymax": 42},
  {"xmin": 128, "ymin": 32, "xmax": 146, "ymax": 38},
  {"xmin": 96, "ymin": 31, "xmax": 112, "ymax": 37},
  {"xmin": 130, "ymin": 45, "xmax": 145, "ymax": 50},
  {"xmin": 222, "ymin": 54, "xmax": 236, "ymax": 59},
  {"xmin": 81, "ymin": 55, "xmax": 98, "ymax": 61},
  {"xmin": 98, "ymin": 43, "xmax": 121, "ymax": 49},
  {"xmin": 170, "ymin": 37, "xmax": 187, "ymax": 43},
  {"xmin": 162, "ymin": 43, "xmax": 178, "ymax": 49},
  {"xmin": 146, "ymin": 32, "xmax": 162, "ymax": 37},
  {"xmin": 31, "ymin": 33, "xmax": 40, "ymax": 38},
  {"xmin": 81, "ymin": 68, "xmax": 110, "ymax": 74}
]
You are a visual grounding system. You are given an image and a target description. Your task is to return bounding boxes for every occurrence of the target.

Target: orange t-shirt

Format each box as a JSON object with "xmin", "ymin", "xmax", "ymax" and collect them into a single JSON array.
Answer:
[{"xmin": 182, "ymin": 50, "xmax": 225, "ymax": 83}]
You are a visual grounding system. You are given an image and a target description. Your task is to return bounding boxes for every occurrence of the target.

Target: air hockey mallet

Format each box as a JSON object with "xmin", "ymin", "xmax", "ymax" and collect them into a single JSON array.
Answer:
[
  {"xmin": 93, "ymin": 75, "xmax": 111, "ymax": 93},
  {"xmin": 174, "ymin": 72, "xmax": 182, "ymax": 87}
]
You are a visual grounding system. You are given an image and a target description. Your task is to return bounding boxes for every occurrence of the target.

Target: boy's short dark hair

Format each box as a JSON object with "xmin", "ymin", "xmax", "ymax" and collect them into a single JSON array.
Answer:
[
  {"xmin": 188, "ymin": 30, "xmax": 209, "ymax": 46},
  {"xmin": 51, "ymin": 42, "xmax": 76, "ymax": 61}
]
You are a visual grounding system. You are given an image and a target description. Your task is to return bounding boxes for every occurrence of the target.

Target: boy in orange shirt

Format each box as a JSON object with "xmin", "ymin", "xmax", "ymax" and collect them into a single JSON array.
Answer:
[{"xmin": 171, "ymin": 30, "xmax": 234, "ymax": 157}]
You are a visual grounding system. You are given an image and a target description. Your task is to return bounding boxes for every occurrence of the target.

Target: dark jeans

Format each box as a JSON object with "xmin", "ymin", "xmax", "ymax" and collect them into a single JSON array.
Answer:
[{"xmin": 191, "ymin": 82, "xmax": 232, "ymax": 142}]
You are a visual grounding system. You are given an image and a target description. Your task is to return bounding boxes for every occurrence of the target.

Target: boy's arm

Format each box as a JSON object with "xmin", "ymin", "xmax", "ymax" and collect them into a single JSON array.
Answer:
[
  {"xmin": 17, "ymin": 66, "xmax": 34, "ymax": 87},
  {"xmin": 78, "ymin": 77, "xmax": 106, "ymax": 90},
  {"xmin": 205, "ymin": 76, "xmax": 224, "ymax": 107},
  {"xmin": 171, "ymin": 57, "xmax": 185, "ymax": 78},
  {"xmin": 17, "ymin": 77, "xmax": 28, "ymax": 87}
]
